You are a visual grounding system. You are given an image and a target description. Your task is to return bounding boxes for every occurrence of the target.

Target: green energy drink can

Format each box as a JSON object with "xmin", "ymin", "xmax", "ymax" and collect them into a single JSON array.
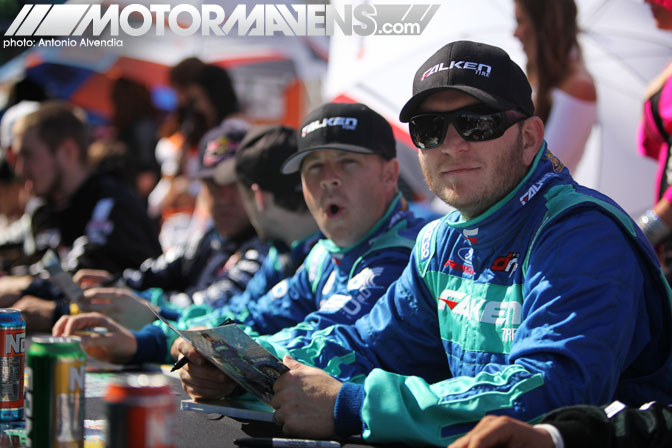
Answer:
[
  {"xmin": 0, "ymin": 309, "xmax": 25, "ymax": 422},
  {"xmin": 26, "ymin": 336, "xmax": 86, "ymax": 448}
]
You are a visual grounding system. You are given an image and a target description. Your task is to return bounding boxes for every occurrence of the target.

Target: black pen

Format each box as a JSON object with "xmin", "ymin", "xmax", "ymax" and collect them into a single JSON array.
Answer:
[
  {"xmin": 170, "ymin": 356, "xmax": 189, "ymax": 372},
  {"xmin": 234, "ymin": 438, "xmax": 341, "ymax": 448}
]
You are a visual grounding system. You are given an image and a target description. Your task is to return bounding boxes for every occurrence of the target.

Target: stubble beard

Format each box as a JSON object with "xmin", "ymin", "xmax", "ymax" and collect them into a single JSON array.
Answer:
[
  {"xmin": 422, "ymin": 132, "xmax": 527, "ymax": 220},
  {"xmin": 45, "ymin": 163, "xmax": 66, "ymax": 206}
]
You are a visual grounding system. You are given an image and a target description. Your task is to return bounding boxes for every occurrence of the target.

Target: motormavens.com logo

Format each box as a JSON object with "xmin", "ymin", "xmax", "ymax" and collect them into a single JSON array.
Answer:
[{"xmin": 4, "ymin": 3, "xmax": 440, "ymax": 38}]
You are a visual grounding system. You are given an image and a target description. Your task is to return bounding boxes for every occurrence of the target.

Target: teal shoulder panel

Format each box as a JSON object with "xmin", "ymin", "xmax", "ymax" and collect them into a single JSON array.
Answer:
[
  {"xmin": 349, "ymin": 218, "xmax": 418, "ymax": 278},
  {"xmin": 415, "ymin": 219, "xmax": 442, "ymax": 277},
  {"xmin": 523, "ymin": 184, "xmax": 639, "ymax": 275},
  {"xmin": 304, "ymin": 241, "xmax": 331, "ymax": 294}
]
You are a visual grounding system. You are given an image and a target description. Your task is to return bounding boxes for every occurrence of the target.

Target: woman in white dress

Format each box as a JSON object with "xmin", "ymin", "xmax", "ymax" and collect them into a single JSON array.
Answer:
[{"xmin": 513, "ymin": 0, "xmax": 597, "ymax": 173}]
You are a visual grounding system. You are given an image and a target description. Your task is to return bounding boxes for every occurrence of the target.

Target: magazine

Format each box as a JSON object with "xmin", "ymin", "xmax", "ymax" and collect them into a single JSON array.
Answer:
[
  {"xmin": 40, "ymin": 249, "xmax": 83, "ymax": 304},
  {"xmin": 150, "ymin": 309, "xmax": 289, "ymax": 406}
]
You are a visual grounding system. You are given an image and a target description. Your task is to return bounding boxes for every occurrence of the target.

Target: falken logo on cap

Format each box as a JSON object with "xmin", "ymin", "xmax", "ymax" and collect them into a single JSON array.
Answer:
[
  {"xmin": 301, "ymin": 117, "xmax": 358, "ymax": 137},
  {"xmin": 421, "ymin": 61, "xmax": 492, "ymax": 81}
]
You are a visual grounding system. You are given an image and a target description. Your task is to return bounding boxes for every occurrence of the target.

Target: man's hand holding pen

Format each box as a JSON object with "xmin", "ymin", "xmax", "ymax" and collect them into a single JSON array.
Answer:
[{"xmin": 173, "ymin": 336, "xmax": 239, "ymax": 400}]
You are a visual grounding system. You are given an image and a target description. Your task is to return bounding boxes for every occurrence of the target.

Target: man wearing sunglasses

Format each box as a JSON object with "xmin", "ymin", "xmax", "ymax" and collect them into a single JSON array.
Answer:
[{"xmin": 238, "ymin": 40, "xmax": 672, "ymax": 446}]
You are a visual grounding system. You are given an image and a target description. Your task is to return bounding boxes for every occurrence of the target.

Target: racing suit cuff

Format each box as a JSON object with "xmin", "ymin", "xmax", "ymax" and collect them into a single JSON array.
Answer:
[
  {"xmin": 533, "ymin": 424, "xmax": 564, "ymax": 448},
  {"xmin": 158, "ymin": 307, "xmax": 180, "ymax": 322},
  {"xmin": 334, "ymin": 382, "xmax": 365, "ymax": 437},
  {"xmin": 129, "ymin": 324, "xmax": 167, "ymax": 365}
]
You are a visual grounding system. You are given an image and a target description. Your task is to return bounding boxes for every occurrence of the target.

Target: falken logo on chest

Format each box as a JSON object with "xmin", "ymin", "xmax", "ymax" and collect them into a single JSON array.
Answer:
[{"xmin": 437, "ymin": 289, "xmax": 521, "ymax": 326}]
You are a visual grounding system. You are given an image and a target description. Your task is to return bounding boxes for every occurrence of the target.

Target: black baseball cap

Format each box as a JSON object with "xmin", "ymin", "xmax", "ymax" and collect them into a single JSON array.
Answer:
[
  {"xmin": 196, "ymin": 118, "xmax": 250, "ymax": 184},
  {"xmin": 399, "ymin": 40, "xmax": 534, "ymax": 122},
  {"xmin": 281, "ymin": 102, "xmax": 396, "ymax": 174},
  {"xmin": 235, "ymin": 125, "xmax": 302, "ymax": 195}
]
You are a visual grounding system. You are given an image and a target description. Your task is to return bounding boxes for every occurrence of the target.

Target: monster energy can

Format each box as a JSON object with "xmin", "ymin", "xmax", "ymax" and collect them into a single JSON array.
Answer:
[
  {"xmin": 26, "ymin": 336, "xmax": 86, "ymax": 448},
  {"xmin": 0, "ymin": 309, "xmax": 25, "ymax": 422}
]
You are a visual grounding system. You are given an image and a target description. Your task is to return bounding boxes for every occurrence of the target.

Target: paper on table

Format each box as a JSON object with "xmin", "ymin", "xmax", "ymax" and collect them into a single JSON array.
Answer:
[
  {"xmin": 148, "ymin": 306, "xmax": 288, "ymax": 405},
  {"xmin": 40, "ymin": 249, "xmax": 83, "ymax": 304},
  {"xmin": 180, "ymin": 398, "xmax": 274, "ymax": 422}
]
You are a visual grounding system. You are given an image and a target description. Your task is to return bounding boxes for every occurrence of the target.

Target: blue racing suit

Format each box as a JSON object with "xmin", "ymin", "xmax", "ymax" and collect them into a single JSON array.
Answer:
[
  {"xmin": 132, "ymin": 194, "xmax": 426, "ymax": 364},
  {"xmin": 129, "ymin": 232, "xmax": 321, "ymax": 363},
  {"xmin": 258, "ymin": 144, "xmax": 672, "ymax": 446},
  {"xmin": 122, "ymin": 225, "xmax": 268, "ymax": 320}
]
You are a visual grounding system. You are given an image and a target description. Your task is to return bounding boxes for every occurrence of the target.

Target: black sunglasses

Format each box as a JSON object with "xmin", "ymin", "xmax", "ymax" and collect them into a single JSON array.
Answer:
[{"xmin": 409, "ymin": 105, "xmax": 528, "ymax": 149}]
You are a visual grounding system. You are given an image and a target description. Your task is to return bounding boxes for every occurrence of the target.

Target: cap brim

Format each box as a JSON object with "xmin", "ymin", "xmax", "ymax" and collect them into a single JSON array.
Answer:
[
  {"xmin": 281, "ymin": 144, "xmax": 377, "ymax": 174},
  {"xmin": 213, "ymin": 159, "xmax": 237, "ymax": 185},
  {"xmin": 399, "ymin": 86, "xmax": 517, "ymax": 122}
]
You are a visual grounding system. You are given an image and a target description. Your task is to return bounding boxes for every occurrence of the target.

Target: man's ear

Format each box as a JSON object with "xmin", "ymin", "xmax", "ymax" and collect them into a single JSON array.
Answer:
[
  {"xmin": 58, "ymin": 138, "xmax": 83, "ymax": 166},
  {"xmin": 251, "ymin": 183, "xmax": 265, "ymax": 211},
  {"xmin": 382, "ymin": 158, "xmax": 400, "ymax": 189},
  {"xmin": 520, "ymin": 116, "xmax": 544, "ymax": 166}
]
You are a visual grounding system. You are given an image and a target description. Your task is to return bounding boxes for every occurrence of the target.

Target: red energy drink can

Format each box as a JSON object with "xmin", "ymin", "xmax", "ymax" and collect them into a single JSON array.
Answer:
[
  {"xmin": 104, "ymin": 374, "xmax": 176, "ymax": 448},
  {"xmin": 0, "ymin": 309, "xmax": 25, "ymax": 422}
]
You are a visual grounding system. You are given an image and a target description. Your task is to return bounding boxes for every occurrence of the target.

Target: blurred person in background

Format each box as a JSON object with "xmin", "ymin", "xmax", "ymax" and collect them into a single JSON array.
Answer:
[
  {"xmin": 149, "ymin": 59, "xmax": 242, "ymax": 251},
  {"xmin": 71, "ymin": 120, "xmax": 268, "ymax": 331},
  {"xmin": 109, "ymin": 77, "xmax": 161, "ymax": 201},
  {"xmin": 0, "ymin": 100, "xmax": 40, "ymax": 274},
  {"xmin": 513, "ymin": 0, "xmax": 597, "ymax": 172},
  {"xmin": 0, "ymin": 158, "xmax": 29, "ymax": 271},
  {"xmin": 0, "ymin": 157, "xmax": 27, "ymax": 231},
  {"xmin": 3, "ymin": 77, "xmax": 48, "ymax": 109},
  {"xmin": 0, "ymin": 102, "xmax": 162, "ymax": 331},
  {"xmin": 87, "ymin": 140, "xmax": 132, "ymax": 187},
  {"xmin": 149, "ymin": 58, "xmax": 206, "ymax": 247},
  {"xmin": 152, "ymin": 57, "xmax": 206, "ymax": 192},
  {"xmin": 636, "ymin": 0, "xmax": 672, "ymax": 284}
]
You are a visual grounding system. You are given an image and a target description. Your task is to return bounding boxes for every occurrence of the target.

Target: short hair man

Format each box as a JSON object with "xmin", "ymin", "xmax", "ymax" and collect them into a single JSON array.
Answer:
[
  {"xmin": 171, "ymin": 104, "xmax": 426, "ymax": 363},
  {"xmin": 182, "ymin": 41, "xmax": 672, "ymax": 445},
  {"xmin": 0, "ymin": 102, "xmax": 162, "ymax": 331}
]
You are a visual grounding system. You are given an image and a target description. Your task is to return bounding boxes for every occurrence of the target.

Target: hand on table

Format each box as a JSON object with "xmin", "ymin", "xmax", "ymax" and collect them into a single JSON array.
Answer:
[
  {"xmin": 173, "ymin": 337, "xmax": 238, "ymax": 400},
  {"xmin": 0, "ymin": 275, "xmax": 32, "ymax": 308},
  {"xmin": 448, "ymin": 415, "xmax": 554, "ymax": 448},
  {"xmin": 52, "ymin": 312, "xmax": 137, "ymax": 364},
  {"xmin": 13, "ymin": 295, "xmax": 56, "ymax": 333}
]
